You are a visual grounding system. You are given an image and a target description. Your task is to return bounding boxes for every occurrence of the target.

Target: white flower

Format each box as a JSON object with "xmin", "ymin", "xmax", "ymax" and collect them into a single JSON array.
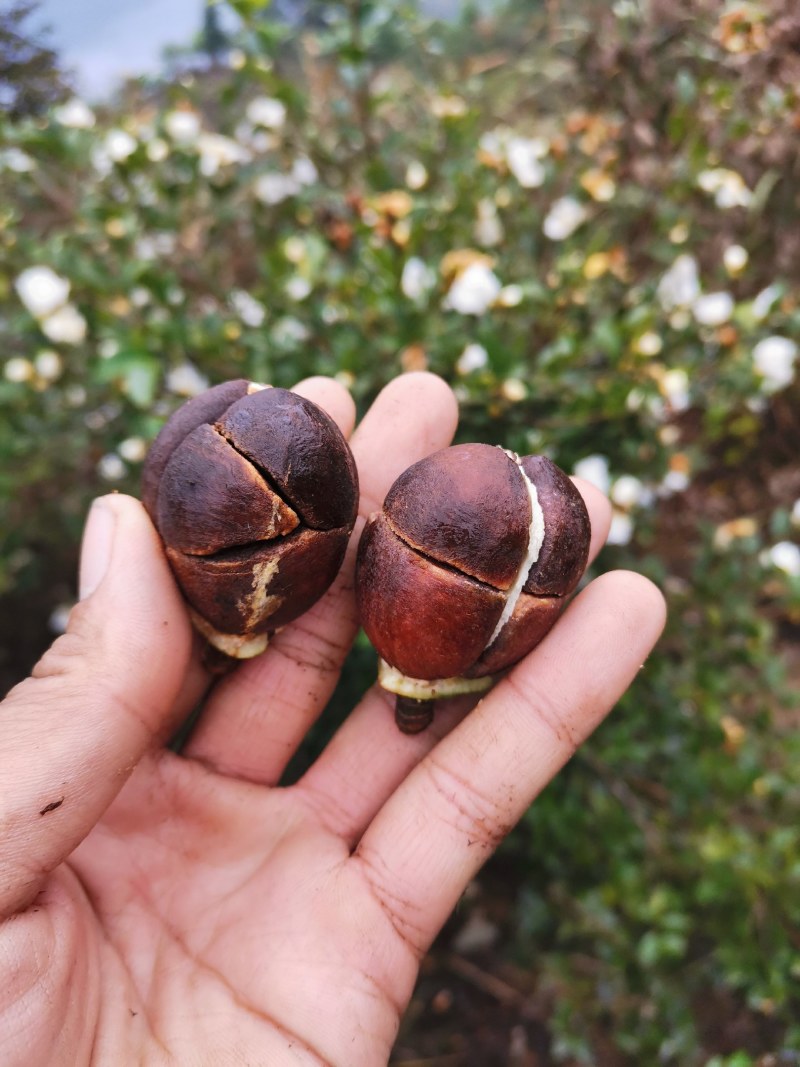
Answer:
[
  {"xmin": 15, "ymin": 266, "xmax": 70, "ymax": 318},
  {"xmin": 118, "ymin": 436, "xmax": 147, "ymax": 462},
  {"xmin": 573, "ymin": 454, "xmax": 610, "ymax": 495},
  {"xmin": 456, "ymin": 343, "xmax": 489, "ymax": 375},
  {"xmin": 197, "ymin": 133, "xmax": 250, "ymax": 176},
  {"xmin": 543, "ymin": 197, "xmax": 587, "ymax": 240},
  {"xmin": 723, "ymin": 245, "xmax": 748, "ymax": 275},
  {"xmin": 752, "ymin": 284, "xmax": 781, "ymax": 322},
  {"xmin": 401, "ymin": 257, "xmax": 436, "ymax": 301},
  {"xmin": 475, "ymin": 198, "xmax": 504, "ymax": 247},
  {"xmin": 98, "ymin": 338, "xmax": 119, "ymax": 359},
  {"xmin": 254, "ymin": 172, "xmax": 299, "ymax": 204},
  {"xmin": 146, "ymin": 138, "xmax": 169, "ymax": 163},
  {"xmin": 164, "ymin": 110, "xmax": 201, "ymax": 143},
  {"xmin": 661, "ymin": 368, "xmax": 690, "ymax": 411},
  {"xmin": 752, "ymin": 336, "xmax": 797, "ymax": 392},
  {"xmin": 445, "ymin": 262, "xmax": 502, "ymax": 315},
  {"xmin": 273, "ymin": 317, "xmax": 310, "ymax": 345},
  {"xmin": 766, "ymin": 541, "xmax": 800, "ymax": 577},
  {"xmin": 405, "ymin": 160, "xmax": 428, "ymax": 190},
  {"xmin": 105, "ymin": 129, "xmax": 137, "ymax": 162},
  {"xmin": 657, "ymin": 254, "xmax": 700, "ymax": 311},
  {"xmin": 98, "ymin": 453, "xmax": 127, "ymax": 481},
  {"xmin": 497, "ymin": 284, "xmax": 524, "ymax": 307},
  {"xmin": 660, "ymin": 469, "xmax": 690, "ymax": 495},
  {"xmin": 48, "ymin": 603, "xmax": 73, "ymax": 634},
  {"xmin": 611, "ymin": 475, "xmax": 647, "ymax": 509},
  {"xmin": 692, "ymin": 291, "xmax": 734, "ymax": 327},
  {"xmin": 697, "ymin": 168, "xmax": 751, "ymax": 209},
  {"xmin": 246, "ymin": 96, "xmax": 286, "ymax": 129},
  {"xmin": 34, "ymin": 350, "xmax": 62, "ymax": 381},
  {"xmin": 53, "ymin": 98, "xmax": 95, "ymax": 129},
  {"xmin": 0, "ymin": 148, "xmax": 34, "ymax": 172},
  {"xmin": 166, "ymin": 362, "xmax": 209, "ymax": 397},
  {"xmin": 607, "ymin": 511, "xmax": 634, "ymax": 546},
  {"xmin": 230, "ymin": 290, "xmax": 266, "ymax": 328},
  {"xmin": 633, "ymin": 331, "xmax": 663, "ymax": 356},
  {"xmin": 291, "ymin": 156, "xmax": 318, "ymax": 187},
  {"xmin": 506, "ymin": 136, "xmax": 547, "ymax": 188},
  {"xmin": 4, "ymin": 357, "xmax": 34, "ymax": 383},
  {"xmin": 40, "ymin": 305, "xmax": 87, "ymax": 344},
  {"xmin": 501, "ymin": 377, "xmax": 527, "ymax": 402},
  {"xmin": 285, "ymin": 276, "xmax": 312, "ymax": 302}
]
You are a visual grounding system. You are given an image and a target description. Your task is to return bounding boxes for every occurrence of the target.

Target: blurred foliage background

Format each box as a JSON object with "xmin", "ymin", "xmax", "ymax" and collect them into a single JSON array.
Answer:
[{"xmin": 2, "ymin": 0, "xmax": 800, "ymax": 1063}]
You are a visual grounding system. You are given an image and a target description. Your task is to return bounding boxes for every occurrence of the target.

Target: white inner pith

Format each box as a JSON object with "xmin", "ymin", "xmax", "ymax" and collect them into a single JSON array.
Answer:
[{"xmin": 484, "ymin": 448, "xmax": 545, "ymax": 650}]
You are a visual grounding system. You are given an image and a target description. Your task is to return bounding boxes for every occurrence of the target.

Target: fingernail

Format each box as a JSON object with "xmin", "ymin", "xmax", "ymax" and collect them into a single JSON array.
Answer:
[{"xmin": 79, "ymin": 498, "xmax": 116, "ymax": 600}]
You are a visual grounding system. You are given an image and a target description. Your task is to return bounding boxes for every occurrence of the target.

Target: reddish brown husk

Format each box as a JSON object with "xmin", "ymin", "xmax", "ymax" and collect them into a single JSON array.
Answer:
[
  {"xmin": 354, "ymin": 445, "xmax": 591, "ymax": 729},
  {"xmin": 143, "ymin": 383, "xmax": 358, "ymax": 653}
]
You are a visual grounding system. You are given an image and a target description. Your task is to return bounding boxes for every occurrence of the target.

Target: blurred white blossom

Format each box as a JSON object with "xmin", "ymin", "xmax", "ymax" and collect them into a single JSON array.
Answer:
[
  {"xmin": 475, "ymin": 198, "xmax": 504, "ymax": 247},
  {"xmin": 285, "ymin": 276, "xmax": 312, "ymax": 302},
  {"xmin": 146, "ymin": 138, "xmax": 169, "ymax": 163},
  {"xmin": 98, "ymin": 454, "xmax": 127, "ymax": 481},
  {"xmin": 573, "ymin": 454, "xmax": 610, "ymax": 495},
  {"xmin": 692, "ymin": 291, "xmax": 734, "ymax": 327},
  {"xmin": 273, "ymin": 317, "xmax": 310, "ymax": 345},
  {"xmin": 611, "ymin": 475, "xmax": 650, "ymax": 509},
  {"xmin": 166, "ymin": 362, "xmax": 210, "ymax": 397},
  {"xmin": 405, "ymin": 160, "xmax": 428, "ymax": 189},
  {"xmin": 246, "ymin": 96, "xmax": 286, "ymax": 129},
  {"xmin": 657, "ymin": 255, "xmax": 700, "ymax": 310},
  {"xmin": 752, "ymin": 285, "xmax": 781, "ymax": 322},
  {"xmin": 633, "ymin": 331, "xmax": 663, "ymax": 356},
  {"xmin": 254, "ymin": 172, "xmax": 298, "ymax": 204},
  {"xmin": 164, "ymin": 110, "xmax": 201, "ymax": 143},
  {"xmin": 53, "ymin": 98, "xmax": 96, "ymax": 129},
  {"xmin": 48, "ymin": 602, "xmax": 73, "ymax": 635},
  {"xmin": 723, "ymin": 244, "xmax": 748, "ymax": 275},
  {"xmin": 4, "ymin": 357, "xmax": 34, "ymax": 383},
  {"xmin": 660, "ymin": 469, "xmax": 690, "ymax": 495},
  {"xmin": 697, "ymin": 168, "xmax": 751, "ymax": 208},
  {"xmin": 497, "ymin": 284, "xmax": 523, "ymax": 307},
  {"xmin": 607, "ymin": 511, "xmax": 634, "ymax": 546},
  {"xmin": 543, "ymin": 197, "xmax": 587, "ymax": 240},
  {"xmin": 752, "ymin": 336, "xmax": 797, "ymax": 392},
  {"xmin": 15, "ymin": 266, "xmax": 70, "ymax": 318},
  {"xmin": 34, "ymin": 350, "xmax": 62, "ymax": 381},
  {"xmin": 40, "ymin": 305, "xmax": 87, "ymax": 344},
  {"xmin": 456, "ymin": 343, "xmax": 489, "ymax": 375},
  {"xmin": 444, "ymin": 262, "xmax": 501, "ymax": 315},
  {"xmin": 501, "ymin": 377, "xmax": 527, "ymax": 402},
  {"xmin": 661, "ymin": 368, "xmax": 690, "ymax": 411},
  {"xmin": 118, "ymin": 436, "xmax": 147, "ymax": 463},
  {"xmin": 105, "ymin": 129, "xmax": 137, "ymax": 162},
  {"xmin": 197, "ymin": 133, "xmax": 250, "ymax": 176},
  {"xmin": 401, "ymin": 257, "xmax": 436, "ymax": 301},
  {"xmin": 765, "ymin": 541, "xmax": 800, "ymax": 577},
  {"xmin": 230, "ymin": 290, "xmax": 266, "ymax": 328},
  {"xmin": 506, "ymin": 136, "xmax": 547, "ymax": 188},
  {"xmin": 291, "ymin": 156, "xmax": 318, "ymax": 187},
  {"xmin": 0, "ymin": 148, "xmax": 34, "ymax": 172}
]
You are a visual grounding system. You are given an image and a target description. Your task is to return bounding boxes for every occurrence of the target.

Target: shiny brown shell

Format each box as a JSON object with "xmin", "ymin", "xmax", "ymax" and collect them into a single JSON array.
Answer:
[
  {"xmin": 143, "ymin": 381, "xmax": 358, "ymax": 655},
  {"xmin": 355, "ymin": 443, "xmax": 589, "ymax": 681}
]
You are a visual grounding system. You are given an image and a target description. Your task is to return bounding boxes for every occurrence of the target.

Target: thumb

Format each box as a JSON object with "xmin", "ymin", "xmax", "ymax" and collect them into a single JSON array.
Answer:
[{"xmin": 0, "ymin": 494, "xmax": 192, "ymax": 916}]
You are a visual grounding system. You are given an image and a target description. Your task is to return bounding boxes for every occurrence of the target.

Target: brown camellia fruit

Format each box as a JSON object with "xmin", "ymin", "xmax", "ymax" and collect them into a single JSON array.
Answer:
[
  {"xmin": 142, "ymin": 379, "xmax": 358, "ymax": 662},
  {"xmin": 355, "ymin": 443, "xmax": 590, "ymax": 732}
]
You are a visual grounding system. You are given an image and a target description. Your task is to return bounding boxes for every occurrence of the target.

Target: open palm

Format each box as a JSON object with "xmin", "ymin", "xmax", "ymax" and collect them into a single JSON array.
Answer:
[{"xmin": 0, "ymin": 374, "xmax": 665, "ymax": 1066}]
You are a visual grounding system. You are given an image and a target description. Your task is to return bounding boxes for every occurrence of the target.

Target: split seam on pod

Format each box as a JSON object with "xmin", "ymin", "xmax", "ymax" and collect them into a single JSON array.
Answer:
[
  {"xmin": 354, "ymin": 442, "xmax": 591, "ymax": 732},
  {"xmin": 142, "ymin": 379, "xmax": 359, "ymax": 663}
]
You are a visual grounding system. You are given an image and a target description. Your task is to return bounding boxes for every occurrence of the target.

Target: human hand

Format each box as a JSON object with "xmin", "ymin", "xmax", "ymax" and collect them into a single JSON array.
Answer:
[{"xmin": 0, "ymin": 373, "xmax": 665, "ymax": 1066}]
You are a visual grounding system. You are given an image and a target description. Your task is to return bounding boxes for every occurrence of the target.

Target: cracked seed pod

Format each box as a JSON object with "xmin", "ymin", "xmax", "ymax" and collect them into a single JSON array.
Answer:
[
  {"xmin": 142, "ymin": 380, "xmax": 358, "ymax": 661},
  {"xmin": 355, "ymin": 443, "xmax": 590, "ymax": 732}
]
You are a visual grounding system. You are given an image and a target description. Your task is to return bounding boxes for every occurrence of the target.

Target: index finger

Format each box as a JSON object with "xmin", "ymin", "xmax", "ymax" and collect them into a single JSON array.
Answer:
[{"xmin": 350, "ymin": 569, "xmax": 666, "ymax": 956}]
